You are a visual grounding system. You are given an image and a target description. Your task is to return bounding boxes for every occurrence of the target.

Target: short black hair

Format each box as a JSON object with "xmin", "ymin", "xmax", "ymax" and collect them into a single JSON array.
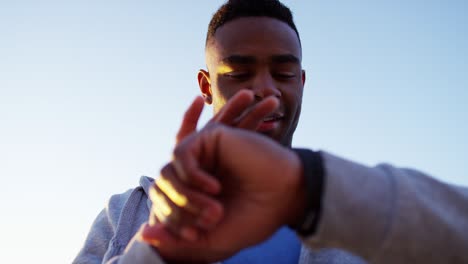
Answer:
[{"xmin": 206, "ymin": 0, "xmax": 300, "ymax": 46}]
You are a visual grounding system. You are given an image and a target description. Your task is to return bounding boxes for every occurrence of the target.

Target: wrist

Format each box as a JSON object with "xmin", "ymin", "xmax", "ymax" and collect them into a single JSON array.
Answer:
[
  {"xmin": 284, "ymin": 149, "xmax": 307, "ymax": 227},
  {"xmin": 288, "ymin": 149, "xmax": 324, "ymax": 236}
]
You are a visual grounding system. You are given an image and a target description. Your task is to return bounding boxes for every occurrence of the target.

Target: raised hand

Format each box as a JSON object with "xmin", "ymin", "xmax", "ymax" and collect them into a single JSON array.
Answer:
[
  {"xmin": 141, "ymin": 91, "xmax": 285, "ymax": 262},
  {"xmin": 169, "ymin": 90, "xmax": 280, "ymax": 195},
  {"xmin": 175, "ymin": 90, "xmax": 280, "ymax": 144},
  {"xmin": 142, "ymin": 125, "xmax": 306, "ymax": 263}
]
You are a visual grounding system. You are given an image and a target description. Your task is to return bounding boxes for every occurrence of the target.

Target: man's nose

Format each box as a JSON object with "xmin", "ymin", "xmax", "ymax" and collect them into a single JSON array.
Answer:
[{"xmin": 251, "ymin": 72, "xmax": 281, "ymax": 100}]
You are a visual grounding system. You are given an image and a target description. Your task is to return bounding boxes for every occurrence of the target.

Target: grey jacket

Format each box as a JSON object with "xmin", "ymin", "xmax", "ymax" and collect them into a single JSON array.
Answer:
[{"xmin": 73, "ymin": 151, "xmax": 468, "ymax": 263}]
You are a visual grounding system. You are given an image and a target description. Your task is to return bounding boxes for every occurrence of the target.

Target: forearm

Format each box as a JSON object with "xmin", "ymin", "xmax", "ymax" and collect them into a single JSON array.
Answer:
[{"xmin": 300, "ymin": 151, "xmax": 468, "ymax": 263}]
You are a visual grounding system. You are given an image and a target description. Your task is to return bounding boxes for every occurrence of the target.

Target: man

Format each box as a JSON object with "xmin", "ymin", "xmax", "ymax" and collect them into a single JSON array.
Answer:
[
  {"xmin": 76, "ymin": 1, "xmax": 348, "ymax": 263},
  {"xmin": 74, "ymin": 0, "xmax": 468, "ymax": 263}
]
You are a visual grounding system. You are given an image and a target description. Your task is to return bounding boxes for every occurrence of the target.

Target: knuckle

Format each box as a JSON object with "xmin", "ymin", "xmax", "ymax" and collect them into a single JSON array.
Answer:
[
  {"xmin": 160, "ymin": 163, "xmax": 172, "ymax": 176},
  {"xmin": 175, "ymin": 133, "xmax": 182, "ymax": 142},
  {"xmin": 173, "ymin": 138, "xmax": 190, "ymax": 158},
  {"xmin": 172, "ymin": 147, "xmax": 181, "ymax": 159}
]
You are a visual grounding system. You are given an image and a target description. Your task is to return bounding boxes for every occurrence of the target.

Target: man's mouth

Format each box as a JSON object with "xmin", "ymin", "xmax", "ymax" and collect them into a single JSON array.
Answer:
[{"xmin": 256, "ymin": 114, "xmax": 283, "ymax": 132}]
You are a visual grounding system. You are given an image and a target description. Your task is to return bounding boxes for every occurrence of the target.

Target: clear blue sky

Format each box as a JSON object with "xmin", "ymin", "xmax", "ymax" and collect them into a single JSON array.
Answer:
[{"xmin": 0, "ymin": 1, "xmax": 467, "ymax": 263}]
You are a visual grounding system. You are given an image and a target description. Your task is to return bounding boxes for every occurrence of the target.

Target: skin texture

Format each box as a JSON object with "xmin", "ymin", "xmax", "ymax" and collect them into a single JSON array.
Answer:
[{"xmin": 199, "ymin": 17, "xmax": 305, "ymax": 147}]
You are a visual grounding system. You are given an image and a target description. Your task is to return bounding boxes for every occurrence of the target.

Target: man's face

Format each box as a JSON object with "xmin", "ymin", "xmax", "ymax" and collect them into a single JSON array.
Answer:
[{"xmin": 199, "ymin": 17, "xmax": 305, "ymax": 146}]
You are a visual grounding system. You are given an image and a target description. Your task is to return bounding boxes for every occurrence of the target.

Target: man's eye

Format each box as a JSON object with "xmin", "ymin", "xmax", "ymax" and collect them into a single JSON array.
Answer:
[
  {"xmin": 274, "ymin": 72, "xmax": 295, "ymax": 79},
  {"xmin": 225, "ymin": 72, "xmax": 251, "ymax": 80}
]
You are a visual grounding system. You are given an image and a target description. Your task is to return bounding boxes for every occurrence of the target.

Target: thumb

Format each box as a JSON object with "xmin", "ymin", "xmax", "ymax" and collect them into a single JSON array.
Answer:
[{"xmin": 140, "ymin": 223, "xmax": 181, "ymax": 258}]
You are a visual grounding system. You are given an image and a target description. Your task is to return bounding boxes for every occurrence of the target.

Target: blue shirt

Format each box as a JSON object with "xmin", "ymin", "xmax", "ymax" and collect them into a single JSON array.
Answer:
[{"xmin": 224, "ymin": 226, "xmax": 301, "ymax": 264}]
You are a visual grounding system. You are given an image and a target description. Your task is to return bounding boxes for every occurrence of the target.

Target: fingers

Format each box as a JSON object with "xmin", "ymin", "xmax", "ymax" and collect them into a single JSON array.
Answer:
[
  {"xmin": 236, "ymin": 96, "xmax": 279, "ymax": 130},
  {"xmin": 141, "ymin": 222, "xmax": 177, "ymax": 247},
  {"xmin": 141, "ymin": 223, "xmax": 204, "ymax": 263},
  {"xmin": 176, "ymin": 91, "xmax": 279, "ymax": 146},
  {"xmin": 172, "ymin": 157, "xmax": 221, "ymax": 195},
  {"xmin": 150, "ymin": 164, "xmax": 224, "ymax": 239},
  {"xmin": 140, "ymin": 223, "xmax": 183, "ymax": 259},
  {"xmin": 210, "ymin": 90, "xmax": 280, "ymax": 132},
  {"xmin": 176, "ymin": 96, "xmax": 205, "ymax": 144},
  {"xmin": 149, "ymin": 185, "xmax": 199, "ymax": 242},
  {"xmin": 209, "ymin": 90, "xmax": 255, "ymax": 125},
  {"xmin": 169, "ymin": 157, "xmax": 216, "ymax": 195}
]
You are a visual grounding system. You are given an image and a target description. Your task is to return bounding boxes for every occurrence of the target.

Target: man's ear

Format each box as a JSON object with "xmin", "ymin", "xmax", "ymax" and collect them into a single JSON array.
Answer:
[{"xmin": 198, "ymin": 69, "xmax": 212, "ymax": 104}]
